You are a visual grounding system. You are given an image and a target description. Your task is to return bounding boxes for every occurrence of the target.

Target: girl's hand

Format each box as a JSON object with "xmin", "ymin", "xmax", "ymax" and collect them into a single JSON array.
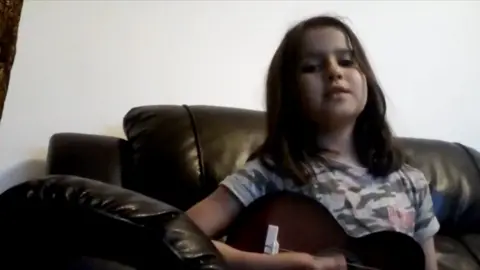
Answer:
[
  {"xmin": 274, "ymin": 252, "xmax": 347, "ymax": 270},
  {"xmin": 312, "ymin": 254, "xmax": 347, "ymax": 270}
]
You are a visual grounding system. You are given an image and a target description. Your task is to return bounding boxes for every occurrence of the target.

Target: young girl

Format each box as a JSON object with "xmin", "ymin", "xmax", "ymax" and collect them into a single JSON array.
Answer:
[{"xmin": 187, "ymin": 15, "xmax": 439, "ymax": 270}]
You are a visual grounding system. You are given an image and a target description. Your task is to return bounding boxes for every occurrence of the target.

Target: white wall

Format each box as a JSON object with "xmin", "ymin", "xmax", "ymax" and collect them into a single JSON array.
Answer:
[{"xmin": 0, "ymin": 1, "xmax": 479, "ymax": 192}]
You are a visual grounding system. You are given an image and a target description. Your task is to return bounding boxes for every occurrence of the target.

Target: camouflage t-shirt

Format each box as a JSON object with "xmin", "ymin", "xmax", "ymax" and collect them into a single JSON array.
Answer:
[{"xmin": 220, "ymin": 158, "xmax": 440, "ymax": 243}]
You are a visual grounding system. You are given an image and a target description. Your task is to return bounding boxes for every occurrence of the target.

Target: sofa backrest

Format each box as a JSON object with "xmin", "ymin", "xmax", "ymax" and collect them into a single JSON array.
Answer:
[
  {"xmin": 123, "ymin": 105, "xmax": 264, "ymax": 211},
  {"xmin": 123, "ymin": 104, "xmax": 480, "ymax": 235}
]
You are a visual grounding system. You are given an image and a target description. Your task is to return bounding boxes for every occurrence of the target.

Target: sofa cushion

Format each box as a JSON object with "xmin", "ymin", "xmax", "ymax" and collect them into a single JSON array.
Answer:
[
  {"xmin": 398, "ymin": 139, "xmax": 480, "ymax": 234},
  {"xmin": 461, "ymin": 235, "xmax": 480, "ymax": 266},
  {"xmin": 123, "ymin": 104, "xmax": 265, "ymax": 210},
  {"xmin": 435, "ymin": 235, "xmax": 480, "ymax": 270},
  {"xmin": 47, "ymin": 133, "xmax": 133, "ymax": 186}
]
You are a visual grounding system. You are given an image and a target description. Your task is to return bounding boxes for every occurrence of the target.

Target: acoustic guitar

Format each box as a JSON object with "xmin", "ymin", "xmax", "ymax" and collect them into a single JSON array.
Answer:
[{"xmin": 225, "ymin": 191, "xmax": 425, "ymax": 270}]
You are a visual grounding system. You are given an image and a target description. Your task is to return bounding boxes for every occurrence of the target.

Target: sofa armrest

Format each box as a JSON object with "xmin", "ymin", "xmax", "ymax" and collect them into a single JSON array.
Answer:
[
  {"xmin": 0, "ymin": 175, "xmax": 226, "ymax": 270},
  {"xmin": 47, "ymin": 133, "xmax": 133, "ymax": 186}
]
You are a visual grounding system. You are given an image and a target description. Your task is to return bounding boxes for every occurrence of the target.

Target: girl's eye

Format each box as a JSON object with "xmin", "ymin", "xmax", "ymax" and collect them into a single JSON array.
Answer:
[
  {"xmin": 338, "ymin": 59, "xmax": 354, "ymax": 67},
  {"xmin": 300, "ymin": 64, "xmax": 323, "ymax": 73}
]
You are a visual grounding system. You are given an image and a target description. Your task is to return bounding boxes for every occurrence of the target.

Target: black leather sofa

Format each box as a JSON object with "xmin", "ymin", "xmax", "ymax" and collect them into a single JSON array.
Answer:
[{"xmin": 1, "ymin": 104, "xmax": 480, "ymax": 270}]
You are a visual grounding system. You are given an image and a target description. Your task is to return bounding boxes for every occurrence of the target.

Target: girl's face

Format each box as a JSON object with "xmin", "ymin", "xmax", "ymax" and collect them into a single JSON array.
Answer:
[{"xmin": 297, "ymin": 26, "xmax": 368, "ymax": 128}]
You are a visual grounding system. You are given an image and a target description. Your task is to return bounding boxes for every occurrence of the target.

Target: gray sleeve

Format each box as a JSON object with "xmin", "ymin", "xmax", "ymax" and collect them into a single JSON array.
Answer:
[
  {"xmin": 413, "ymin": 171, "xmax": 440, "ymax": 243},
  {"xmin": 219, "ymin": 159, "xmax": 283, "ymax": 206}
]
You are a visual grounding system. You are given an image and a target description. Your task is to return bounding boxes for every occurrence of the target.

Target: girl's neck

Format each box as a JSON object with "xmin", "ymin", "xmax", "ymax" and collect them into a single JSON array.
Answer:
[{"xmin": 317, "ymin": 123, "xmax": 361, "ymax": 166}]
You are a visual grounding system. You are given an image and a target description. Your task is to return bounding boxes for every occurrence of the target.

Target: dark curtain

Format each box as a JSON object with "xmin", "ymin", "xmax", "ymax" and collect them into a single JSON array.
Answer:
[{"xmin": 0, "ymin": 0, "xmax": 23, "ymax": 121}]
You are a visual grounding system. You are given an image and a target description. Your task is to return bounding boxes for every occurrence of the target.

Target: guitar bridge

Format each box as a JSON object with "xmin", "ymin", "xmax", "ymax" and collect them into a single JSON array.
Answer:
[{"xmin": 264, "ymin": 224, "xmax": 280, "ymax": 255}]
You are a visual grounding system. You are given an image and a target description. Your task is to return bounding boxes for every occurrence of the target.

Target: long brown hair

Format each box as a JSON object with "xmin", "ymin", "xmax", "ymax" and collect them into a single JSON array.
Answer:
[{"xmin": 253, "ymin": 15, "xmax": 404, "ymax": 185}]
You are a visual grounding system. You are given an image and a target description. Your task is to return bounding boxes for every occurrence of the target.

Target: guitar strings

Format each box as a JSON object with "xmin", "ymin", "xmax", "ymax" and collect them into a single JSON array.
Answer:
[{"xmin": 278, "ymin": 248, "xmax": 380, "ymax": 270}]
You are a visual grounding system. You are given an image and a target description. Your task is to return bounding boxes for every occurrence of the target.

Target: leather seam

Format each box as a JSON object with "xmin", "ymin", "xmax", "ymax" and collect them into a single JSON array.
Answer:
[
  {"xmin": 182, "ymin": 104, "xmax": 207, "ymax": 187},
  {"xmin": 453, "ymin": 142, "xmax": 480, "ymax": 266},
  {"xmin": 453, "ymin": 142, "xmax": 480, "ymax": 220},
  {"xmin": 455, "ymin": 142, "xmax": 480, "ymax": 179}
]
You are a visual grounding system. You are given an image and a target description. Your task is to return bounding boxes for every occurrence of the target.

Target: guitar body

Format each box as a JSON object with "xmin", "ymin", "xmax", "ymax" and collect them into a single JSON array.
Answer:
[{"xmin": 225, "ymin": 191, "xmax": 425, "ymax": 270}]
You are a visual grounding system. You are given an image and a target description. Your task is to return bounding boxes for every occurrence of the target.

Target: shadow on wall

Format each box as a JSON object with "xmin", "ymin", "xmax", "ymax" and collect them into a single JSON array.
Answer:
[
  {"xmin": 103, "ymin": 124, "xmax": 126, "ymax": 139},
  {"xmin": 0, "ymin": 158, "xmax": 46, "ymax": 194},
  {"xmin": 0, "ymin": 147, "xmax": 47, "ymax": 193}
]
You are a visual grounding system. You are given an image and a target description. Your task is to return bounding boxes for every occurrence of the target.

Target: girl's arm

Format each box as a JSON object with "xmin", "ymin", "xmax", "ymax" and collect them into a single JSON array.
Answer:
[{"xmin": 421, "ymin": 237, "xmax": 438, "ymax": 270}]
